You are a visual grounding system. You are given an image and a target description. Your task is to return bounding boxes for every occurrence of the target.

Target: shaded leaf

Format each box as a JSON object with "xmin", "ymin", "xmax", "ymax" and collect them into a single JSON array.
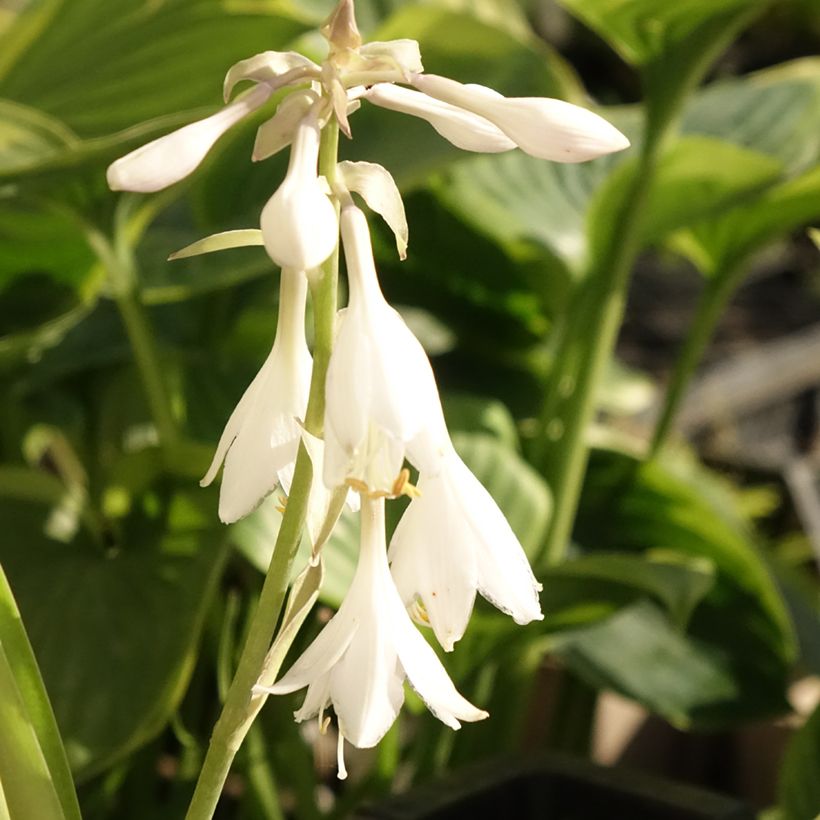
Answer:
[
  {"xmin": 0, "ymin": 565, "xmax": 81, "ymax": 820},
  {"xmin": 779, "ymin": 700, "xmax": 820, "ymax": 820}
]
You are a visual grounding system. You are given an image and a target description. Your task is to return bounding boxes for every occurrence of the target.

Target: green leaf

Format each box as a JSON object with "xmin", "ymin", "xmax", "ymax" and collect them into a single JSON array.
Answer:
[
  {"xmin": 0, "ymin": 0, "xmax": 309, "ymax": 139},
  {"xmin": 556, "ymin": 0, "xmax": 769, "ymax": 133},
  {"xmin": 575, "ymin": 446, "xmax": 795, "ymax": 725},
  {"xmin": 553, "ymin": 601, "xmax": 742, "ymax": 728},
  {"xmin": 0, "ymin": 99, "xmax": 78, "ymax": 177},
  {"xmin": 542, "ymin": 552, "xmax": 715, "ymax": 632},
  {"xmin": 1, "ymin": 485, "xmax": 228, "ymax": 780},
  {"xmin": 167, "ymin": 229, "xmax": 264, "ymax": 261},
  {"xmin": 670, "ymin": 60, "xmax": 820, "ymax": 276},
  {"xmin": 0, "ymin": 565, "xmax": 81, "ymax": 820},
  {"xmin": 437, "ymin": 132, "xmax": 781, "ymax": 276},
  {"xmin": 779, "ymin": 700, "xmax": 820, "ymax": 820}
]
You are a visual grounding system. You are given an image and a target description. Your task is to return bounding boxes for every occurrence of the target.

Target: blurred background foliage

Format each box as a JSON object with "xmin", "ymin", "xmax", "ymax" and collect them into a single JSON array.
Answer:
[{"xmin": 1, "ymin": 0, "xmax": 820, "ymax": 817}]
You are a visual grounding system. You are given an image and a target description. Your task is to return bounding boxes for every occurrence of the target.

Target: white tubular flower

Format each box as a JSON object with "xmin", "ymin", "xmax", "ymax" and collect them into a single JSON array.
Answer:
[
  {"xmin": 257, "ymin": 496, "xmax": 487, "ymax": 775},
  {"xmin": 323, "ymin": 204, "xmax": 444, "ymax": 495},
  {"xmin": 364, "ymin": 84, "xmax": 515, "ymax": 154},
  {"xmin": 260, "ymin": 107, "xmax": 338, "ymax": 270},
  {"xmin": 411, "ymin": 73, "xmax": 630, "ymax": 163},
  {"xmin": 201, "ymin": 268, "xmax": 311, "ymax": 523},
  {"xmin": 107, "ymin": 84, "xmax": 272, "ymax": 192},
  {"xmin": 391, "ymin": 445, "xmax": 543, "ymax": 652}
]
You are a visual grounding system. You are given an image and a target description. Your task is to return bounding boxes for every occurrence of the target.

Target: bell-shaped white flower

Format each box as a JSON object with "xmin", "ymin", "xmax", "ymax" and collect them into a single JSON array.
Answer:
[
  {"xmin": 323, "ymin": 204, "xmax": 444, "ymax": 495},
  {"xmin": 260, "ymin": 107, "xmax": 339, "ymax": 270},
  {"xmin": 107, "ymin": 85, "xmax": 272, "ymax": 192},
  {"xmin": 201, "ymin": 268, "xmax": 311, "ymax": 523},
  {"xmin": 257, "ymin": 496, "xmax": 487, "ymax": 774},
  {"xmin": 390, "ymin": 443, "xmax": 543, "ymax": 652},
  {"xmin": 411, "ymin": 73, "xmax": 630, "ymax": 163},
  {"xmin": 364, "ymin": 83, "xmax": 515, "ymax": 154}
]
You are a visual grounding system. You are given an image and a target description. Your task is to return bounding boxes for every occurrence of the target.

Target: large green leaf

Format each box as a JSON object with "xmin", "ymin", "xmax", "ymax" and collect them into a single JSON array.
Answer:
[
  {"xmin": 435, "ymin": 132, "xmax": 781, "ymax": 276},
  {"xmin": 670, "ymin": 59, "xmax": 820, "ymax": 276},
  {"xmin": 556, "ymin": 0, "xmax": 769, "ymax": 132},
  {"xmin": 0, "ymin": 565, "xmax": 81, "ymax": 820},
  {"xmin": 779, "ymin": 700, "xmax": 820, "ymax": 820},
  {"xmin": 541, "ymin": 552, "xmax": 715, "ymax": 633},
  {"xmin": 0, "ymin": 0, "xmax": 308, "ymax": 138},
  {"xmin": 1, "ymin": 480, "xmax": 228, "ymax": 780},
  {"xmin": 0, "ymin": 99, "xmax": 78, "ymax": 177},
  {"xmin": 552, "ymin": 600, "xmax": 744, "ymax": 728},
  {"xmin": 575, "ymin": 446, "xmax": 795, "ymax": 725}
]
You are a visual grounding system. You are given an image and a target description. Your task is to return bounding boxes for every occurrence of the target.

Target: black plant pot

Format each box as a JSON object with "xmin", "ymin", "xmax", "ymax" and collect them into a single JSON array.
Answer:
[{"xmin": 358, "ymin": 754, "xmax": 755, "ymax": 819}]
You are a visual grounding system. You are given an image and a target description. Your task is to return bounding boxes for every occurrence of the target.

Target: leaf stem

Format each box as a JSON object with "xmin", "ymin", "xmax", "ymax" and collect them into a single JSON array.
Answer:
[
  {"xmin": 184, "ymin": 120, "xmax": 340, "ymax": 820},
  {"xmin": 648, "ymin": 265, "xmax": 743, "ymax": 457},
  {"xmin": 535, "ymin": 132, "xmax": 662, "ymax": 570}
]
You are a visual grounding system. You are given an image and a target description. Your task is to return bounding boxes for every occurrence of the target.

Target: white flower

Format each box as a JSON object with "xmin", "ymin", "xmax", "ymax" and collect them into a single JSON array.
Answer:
[
  {"xmin": 201, "ymin": 268, "xmax": 311, "ymax": 523},
  {"xmin": 390, "ymin": 445, "xmax": 543, "ymax": 652},
  {"xmin": 260, "ymin": 107, "xmax": 339, "ymax": 270},
  {"xmin": 323, "ymin": 203, "xmax": 444, "ymax": 495},
  {"xmin": 107, "ymin": 84, "xmax": 272, "ymax": 192},
  {"xmin": 256, "ymin": 496, "xmax": 487, "ymax": 775},
  {"xmin": 364, "ymin": 83, "xmax": 515, "ymax": 154},
  {"xmin": 411, "ymin": 73, "xmax": 630, "ymax": 162}
]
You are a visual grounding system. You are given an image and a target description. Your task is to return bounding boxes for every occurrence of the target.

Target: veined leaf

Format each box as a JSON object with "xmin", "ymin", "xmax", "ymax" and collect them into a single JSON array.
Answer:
[{"xmin": 0, "ymin": 566, "xmax": 81, "ymax": 820}]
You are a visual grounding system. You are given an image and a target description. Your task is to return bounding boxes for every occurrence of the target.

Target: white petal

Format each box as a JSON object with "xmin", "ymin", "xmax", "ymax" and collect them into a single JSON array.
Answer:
[
  {"xmin": 329, "ymin": 619, "xmax": 404, "ymax": 747},
  {"xmin": 261, "ymin": 112, "xmax": 338, "ymax": 270},
  {"xmin": 365, "ymin": 84, "xmax": 515, "ymax": 154},
  {"xmin": 219, "ymin": 420, "xmax": 299, "ymax": 523},
  {"xmin": 450, "ymin": 454, "xmax": 543, "ymax": 624},
  {"xmin": 223, "ymin": 51, "xmax": 320, "ymax": 102},
  {"xmin": 107, "ymin": 85, "xmax": 271, "ymax": 192},
  {"xmin": 412, "ymin": 73, "xmax": 630, "ymax": 162},
  {"xmin": 389, "ymin": 469, "xmax": 478, "ymax": 651},
  {"xmin": 263, "ymin": 610, "xmax": 357, "ymax": 694},
  {"xmin": 342, "ymin": 39, "xmax": 424, "ymax": 86},
  {"xmin": 338, "ymin": 160, "xmax": 408, "ymax": 259},
  {"xmin": 292, "ymin": 672, "xmax": 331, "ymax": 722},
  {"xmin": 391, "ymin": 594, "xmax": 487, "ymax": 728},
  {"xmin": 253, "ymin": 90, "xmax": 318, "ymax": 162},
  {"xmin": 359, "ymin": 39, "xmax": 423, "ymax": 76},
  {"xmin": 168, "ymin": 229, "xmax": 264, "ymax": 260}
]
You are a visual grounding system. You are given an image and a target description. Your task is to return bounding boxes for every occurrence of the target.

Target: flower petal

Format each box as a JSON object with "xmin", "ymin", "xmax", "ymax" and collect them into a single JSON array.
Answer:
[
  {"xmin": 107, "ymin": 85, "xmax": 271, "ymax": 192},
  {"xmin": 342, "ymin": 39, "xmax": 423, "ymax": 86},
  {"xmin": 412, "ymin": 73, "xmax": 630, "ymax": 162},
  {"xmin": 450, "ymin": 454, "xmax": 543, "ymax": 624},
  {"xmin": 365, "ymin": 83, "xmax": 515, "ymax": 154},
  {"xmin": 392, "ymin": 594, "xmax": 488, "ymax": 728},
  {"xmin": 329, "ymin": 618, "xmax": 405, "ymax": 747},
  {"xmin": 223, "ymin": 51, "xmax": 320, "ymax": 102},
  {"xmin": 389, "ymin": 468, "xmax": 478, "ymax": 651},
  {"xmin": 338, "ymin": 160, "xmax": 408, "ymax": 259},
  {"xmin": 253, "ymin": 90, "xmax": 318, "ymax": 162},
  {"xmin": 167, "ymin": 229, "xmax": 264, "ymax": 260}
]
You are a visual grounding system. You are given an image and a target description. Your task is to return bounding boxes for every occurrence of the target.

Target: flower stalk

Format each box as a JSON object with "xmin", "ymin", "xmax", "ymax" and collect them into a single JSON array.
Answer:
[{"xmin": 184, "ymin": 121, "xmax": 340, "ymax": 820}]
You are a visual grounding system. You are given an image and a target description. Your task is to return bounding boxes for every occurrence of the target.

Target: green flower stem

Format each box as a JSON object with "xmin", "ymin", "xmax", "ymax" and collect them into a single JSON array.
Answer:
[
  {"xmin": 184, "ymin": 120, "xmax": 340, "ymax": 820},
  {"xmin": 89, "ymin": 225, "xmax": 180, "ymax": 453},
  {"xmin": 535, "ymin": 134, "xmax": 663, "ymax": 570},
  {"xmin": 648, "ymin": 264, "xmax": 743, "ymax": 458}
]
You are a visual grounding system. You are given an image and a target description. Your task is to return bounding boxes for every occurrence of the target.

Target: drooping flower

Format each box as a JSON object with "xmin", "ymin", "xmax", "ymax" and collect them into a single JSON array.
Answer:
[
  {"xmin": 260, "ymin": 106, "xmax": 339, "ymax": 271},
  {"xmin": 322, "ymin": 203, "xmax": 445, "ymax": 496},
  {"xmin": 256, "ymin": 496, "xmax": 487, "ymax": 776},
  {"xmin": 201, "ymin": 268, "xmax": 311, "ymax": 523},
  {"xmin": 390, "ymin": 442, "xmax": 543, "ymax": 652},
  {"xmin": 410, "ymin": 73, "xmax": 630, "ymax": 162}
]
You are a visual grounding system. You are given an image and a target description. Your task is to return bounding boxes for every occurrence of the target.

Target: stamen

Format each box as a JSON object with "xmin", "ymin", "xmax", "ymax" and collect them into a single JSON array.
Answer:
[
  {"xmin": 409, "ymin": 598, "xmax": 430, "ymax": 625},
  {"xmin": 345, "ymin": 477, "xmax": 370, "ymax": 494},
  {"xmin": 320, "ymin": 715, "xmax": 331, "ymax": 735},
  {"xmin": 337, "ymin": 729, "xmax": 348, "ymax": 780},
  {"xmin": 392, "ymin": 468, "xmax": 421, "ymax": 499},
  {"xmin": 275, "ymin": 494, "xmax": 288, "ymax": 514}
]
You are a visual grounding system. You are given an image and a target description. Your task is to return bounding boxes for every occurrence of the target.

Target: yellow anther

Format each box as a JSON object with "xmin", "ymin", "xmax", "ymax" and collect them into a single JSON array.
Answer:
[
  {"xmin": 320, "ymin": 715, "xmax": 332, "ymax": 735},
  {"xmin": 345, "ymin": 477, "xmax": 370, "ymax": 494}
]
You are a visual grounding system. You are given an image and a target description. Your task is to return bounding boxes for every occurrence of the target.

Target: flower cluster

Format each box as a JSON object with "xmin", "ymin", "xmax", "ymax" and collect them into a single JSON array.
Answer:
[{"xmin": 108, "ymin": 0, "xmax": 628, "ymax": 778}]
